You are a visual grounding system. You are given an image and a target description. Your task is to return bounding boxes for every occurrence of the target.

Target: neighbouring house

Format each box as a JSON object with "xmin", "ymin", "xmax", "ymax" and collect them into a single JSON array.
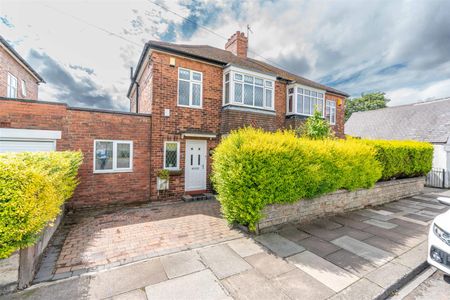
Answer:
[
  {"xmin": 345, "ymin": 97, "xmax": 450, "ymax": 187},
  {"xmin": 128, "ymin": 31, "xmax": 348, "ymax": 201},
  {"xmin": 0, "ymin": 35, "xmax": 44, "ymax": 100},
  {"xmin": 0, "ymin": 31, "xmax": 348, "ymax": 207}
]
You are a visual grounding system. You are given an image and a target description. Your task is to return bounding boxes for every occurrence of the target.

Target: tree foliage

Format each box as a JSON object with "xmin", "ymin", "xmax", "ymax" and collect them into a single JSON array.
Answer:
[{"xmin": 345, "ymin": 92, "xmax": 390, "ymax": 121}]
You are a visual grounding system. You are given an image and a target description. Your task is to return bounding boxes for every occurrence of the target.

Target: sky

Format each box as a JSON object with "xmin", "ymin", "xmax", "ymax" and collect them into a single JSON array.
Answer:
[{"xmin": 1, "ymin": 0, "xmax": 450, "ymax": 111}]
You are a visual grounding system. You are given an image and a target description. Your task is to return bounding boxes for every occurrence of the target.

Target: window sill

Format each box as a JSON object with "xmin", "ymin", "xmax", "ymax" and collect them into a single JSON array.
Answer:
[
  {"xmin": 222, "ymin": 104, "xmax": 276, "ymax": 116},
  {"xmin": 167, "ymin": 169, "xmax": 183, "ymax": 176},
  {"xmin": 177, "ymin": 104, "xmax": 203, "ymax": 110},
  {"xmin": 94, "ymin": 169, "xmax": 133, "ymax": 174}
]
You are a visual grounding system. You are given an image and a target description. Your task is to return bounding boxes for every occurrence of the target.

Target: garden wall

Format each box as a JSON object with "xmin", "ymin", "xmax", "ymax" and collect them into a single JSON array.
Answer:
[
  {"xmin": 0, "ymin": 210, "xmax": 63, "ymax": 294},
  {"xmin": 258, "ymin": 177, "xmax": 425, "ymax": 233}
]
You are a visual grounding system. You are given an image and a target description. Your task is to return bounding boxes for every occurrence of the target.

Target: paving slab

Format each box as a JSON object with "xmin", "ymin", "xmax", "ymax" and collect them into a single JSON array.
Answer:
[
  {"xmin": 145, "ymin": 269, "xmax": 229, "ymax": 300},
  {"xmin": 402, "ymin": 199, "xmax": 446, "ymax": 210},
  {"xmin": 312, "ymin": 219, "xmax": 343, "ymax": 230},
  {"xmin": 364, "ymin": 261, "xmax": 411, "ymax": 289},
  {"xmin": 287, "ymin": 251, "xmax": 359, "ymax": 292},
  {"xmin": 331, "ymin": 236, "xmax": 394, "ymax": 266},
  {"xmin": 393, "ymin": 241, "xmax": 428, "ymax": 269},
  {"xmin": 329, "ymin": 278, "xmax": 384, "ymax": 300},
  {"xmin": 363, "ymin": 236, "xmax": 410, "ymax": 256},
  {"xmin": 363, "ymin": 218, "xmax": 398, "ymax": 229},
  {"xmin": 245, "ymin": 252, "xmax": 295, "ymax": 279},
  {"xmin": 301, "ymin": 224, "xmax": 373, "ymax": 242},
  {"xmin": 394, "ymin": 215, "xmax": 429, "ymax": 226},
  {"xmin": 110, "ymin": 289, "xmax": 148, "ymax": 300},
  {"xmin": 198, "ymin": 244, "xmax": 251, "ymax": 279},
  {"xmin": 89, "ymin": 258, "xmax": 167, "ymax": 299},
  {"xmin": 330, "ymin": 216, "xmax": 372, "ymax": 230},
  {"xmin": 362, "ymin": 225, "xmax": 420, "ymax": 247},
  {"xmin": 160, "ymin": 250, "xmax": 205, "ymax": 279},
  {"xmin": 325, "ymin": 249, "xmax": 377, "ymax": 277},
  {"xmin": 226, "ymin": 238, "xmax": 264, "ymax": 258},
  {"xmin": 354, "ymin": 210, "xmax": 394, "ymax": 221},
  {"xmin": 277, "ymin": 224, "xmax": 311, "ymax": 242},
  {"xmin": 221, "ymin": 269, "xmax": 290, "ymax": 300},
  {"xmin": 366, "ymin": 208, "xmax": 395, "ymax": 216},
  {"xmin": 404, "ymin": 213, "xmax": 433, "ymax": 222},
  {"xmin": 296, "ymin": 236, "xmax": 340, "ymax": 257},
  {"xmin": 272, "ymin": 268, "xmax": 335, "ymax": 300},
  {"xmin": 390, "ymin": 218, "xmax": 429, "ymax": 230},
  {"xmin": 254, "ymin": 233, "xmax": 305, "ymax": 258}
]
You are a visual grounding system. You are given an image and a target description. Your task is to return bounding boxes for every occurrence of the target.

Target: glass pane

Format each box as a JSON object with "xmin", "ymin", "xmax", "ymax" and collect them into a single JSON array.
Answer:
[
  {"xmin": 244, "ymin": 84, "xmax": 253, "ymax": 105},
  {"xmin": 297, "ymin": 87, "xmax": 303, "ymax": 94},
  {"xmin": 95, "ymin": 141, "xmax": 113, "ymax": 170},
  {"xmin": 165, "ymin": 143, "xmax": 178, "ymax": 168},
  {"xmin": 305, "ymin": 89, "xmax": 310, "ymax": 96},
  {"xmin": 244, "ymin": 75, "xmax": 253, "ymax": 83},
  {"xmin": 255, "ymin": 86, "xmax": 263, "ymax": 107},
  {"xmin": 117, "ymin": 143, "xmax": 131, "ymax": 169},
  {"xmin": 178, "ymin": 80, "xmax": 190, "ymax": 105},
  {"xmin": 192, "ymin": 83, "xmax": 201, "ymax": 106},
  {"xmin": 332, "ymin": 108, "xmax": 336, "ymax": 123},
  {"xmin": 234, "ymin": 73, "xmax": 243, "ymax": 81},
  {"xmin": 318, "ymin": 93, "xmax": 323, "ymax": 99},
  {"xmin": 326, "ymin": 101, "xmax": 331, "ymax": 118},
  {"xmin": 179, "ymin": 69, "xmax": 190, "ymax": 80},
  {"xmin": 225, "ymin": 73, "xmax": 230, "ymax": 82},
  {"xmin": 265, "ymin": 89, "xmax": 272, "ymax": 108},
  {"xmin": 288, "ymin": 88, "xmax": 294, "ymax": 94},
  {"xmin": 234, "ymin": 83, "xmax": 242, "ymax": 103},
  {"xmin": 265, "ymin": 81, "xmax": 273, "ymax": 88},
  {"xmin": 318, "ymin": 99, "xmax": 324, "ymax": 116},
  {"xmin": 255, "ymin": 78, "xmax": 263, "ymax": 86},
  {"xmin": 192, "ymin": 72, "xmax": 201, "ymax": 81},
  {"xmin": 304, "ymin": 96, "xmax": 311, "ymax": 115},
  {"xmin": 288, "ymin": 95, "xmax": 293, "ymax": 112},
  {"xmin": 311, "ymin": 91, "xmax": 317, "ymax": 97},
  {"xmin": 225, "ymin": 82, "xmax": 230, "ymax": 104},
  {"xmin": 297, "ymin": 94, "xmax": 303, "ymax": 113}
]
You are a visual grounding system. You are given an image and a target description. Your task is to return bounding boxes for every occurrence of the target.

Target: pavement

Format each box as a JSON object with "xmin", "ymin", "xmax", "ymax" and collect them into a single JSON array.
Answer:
[{"xmin": 2, "ymin": 188, "xmax": 449, "ymax": 300}]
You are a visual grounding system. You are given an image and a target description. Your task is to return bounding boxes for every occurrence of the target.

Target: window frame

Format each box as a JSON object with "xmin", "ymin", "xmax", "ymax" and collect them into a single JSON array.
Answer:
[
  {"xmin": 177, "ymin": 67, "xmax": 203, "ymax": 109},
  {"xmin": 286, "ymin": 84, "xmax": 325, "ymax": 117},
  {"xmin": 93, "ymin": 140, "xmax": 133, "ymax": 174},
  {"xmin": 21, "ymin": 80, "xmax": 27, "ymax": 97},
  {"xmin": 7, "ymin": 73, "xmax": 17, "ymax": 98},
  {"xmin": 222, "ymin": 66, "xmax": 275, "ymax": 111},
  {"xmin": 163, "ymin": 141, "xmax": 180, "ymax": 171},
  {"xmin": 325, "ymin": 100, "xmax": 337, "ymax": 125}
]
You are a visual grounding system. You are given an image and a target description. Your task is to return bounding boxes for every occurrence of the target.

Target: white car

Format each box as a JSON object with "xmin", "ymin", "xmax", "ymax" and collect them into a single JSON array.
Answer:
[{"xmin": 428, "ymin": 197, "xmax": 450, "ymax": 275}]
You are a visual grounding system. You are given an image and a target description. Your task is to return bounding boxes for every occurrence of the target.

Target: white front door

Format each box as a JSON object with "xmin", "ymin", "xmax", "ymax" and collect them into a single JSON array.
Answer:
[{"xmin": 185, "ymin": 140, "xmax": 207, "ymax": 191}]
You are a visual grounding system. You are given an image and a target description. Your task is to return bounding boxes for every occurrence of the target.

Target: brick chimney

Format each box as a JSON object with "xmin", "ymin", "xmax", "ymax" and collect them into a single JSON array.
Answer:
[{"xmin": 225, "ymin": 31, "xmax": 248, "ymax": 58}]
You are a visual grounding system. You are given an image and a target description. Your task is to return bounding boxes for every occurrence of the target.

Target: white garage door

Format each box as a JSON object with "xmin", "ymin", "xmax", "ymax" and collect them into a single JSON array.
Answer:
[
  {"xmin": 0, "ymin": 140, "xmax": 56, "ymax": 153},
  {"xmin": 0, "ymin": 128, "xmax": 61, "ymax": 153}
]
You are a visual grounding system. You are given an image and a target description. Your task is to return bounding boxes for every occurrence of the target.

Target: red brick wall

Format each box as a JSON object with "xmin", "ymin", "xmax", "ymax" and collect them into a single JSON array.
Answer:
[
  {"xmin": 130, "ymin": 58, "xmax": 153, "ymax": 114},
  {"xmin": 0, "ymin": 46, "xmax": 39, "ymax": 100},
  {"xmin": 0, "ymin": 98, "xmax": 151, "ymax": 208},
  {"xmin": 148, "ymin": 51, "xmax": 222, "ymax": 199},
  {"xmin": 225, "ymin": 31, "xmax": 248, "ymax": 58}
]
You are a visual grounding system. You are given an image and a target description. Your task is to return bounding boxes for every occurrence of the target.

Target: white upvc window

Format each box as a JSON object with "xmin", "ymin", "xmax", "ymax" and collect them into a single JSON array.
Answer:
[
  {"xmin": 164, "ymin": 141, "xmax": 180, "ymax": 170},
  {"xmin": 223, "ymin": 66, "xmax": 275, "ymax": 111},
  {"xmin": 7, "ymin": 73, "xmax": 17, "ymax": 98},
  {"xmin": 178, "ymin": 68, "xmax": 202, "ymax": 108},
  {"xmin": 326, "ymin": 100, "xmax": 336, "ymax": 125},
  {"xmin": 21, "ymin": 80, "xmax": 27, "ymax": 97},
  {"xmin": 287, "ymin": 85, "xmax": 325, "ymax": 117},
  {"xmin": 94, "ymin": 140, "xmax": 133, "ymax": 173}
]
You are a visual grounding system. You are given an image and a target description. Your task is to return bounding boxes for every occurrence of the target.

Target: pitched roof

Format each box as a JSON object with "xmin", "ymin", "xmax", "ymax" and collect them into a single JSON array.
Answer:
[
  {"xmin": 345, "ymin": 97, "xmax": 450, "ymax": 143},
  {"xmin": 127, "ymin": 40, "xmax": 348, "ymax": 97},
  {"xmin": 0, "ymin": 35, "xmax": 45, "ymax": 83}
]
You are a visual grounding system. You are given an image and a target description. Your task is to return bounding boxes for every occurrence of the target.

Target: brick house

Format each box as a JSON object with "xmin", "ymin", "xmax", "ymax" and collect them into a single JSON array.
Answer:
[
  {"xmin": 128, "ymin": 31, "xmax": 349, "ymax": 200},
  {"xmin": 0, "ymin": 35, "xmax": 44, "ymax": 100}
]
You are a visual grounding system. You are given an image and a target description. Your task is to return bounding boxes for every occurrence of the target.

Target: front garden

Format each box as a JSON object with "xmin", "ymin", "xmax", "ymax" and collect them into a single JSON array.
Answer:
[{"xmin": 212, "ymin": 127, "xmax": 433, "ymax": 232}]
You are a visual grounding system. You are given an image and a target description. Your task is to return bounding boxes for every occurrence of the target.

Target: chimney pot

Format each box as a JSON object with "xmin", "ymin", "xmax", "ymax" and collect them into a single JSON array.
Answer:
[{"xmin": 225, "ymin": 31, "xmax": 248, "ymax": 58}]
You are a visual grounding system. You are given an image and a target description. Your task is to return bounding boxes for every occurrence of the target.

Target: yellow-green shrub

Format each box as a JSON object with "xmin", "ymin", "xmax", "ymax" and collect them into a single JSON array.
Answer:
[
  {"xmin": 360, "ymin": 140, "xmax": 433, "ymax": 180},
  {"xmin": 0, "ymin": 151, "xmax": 83, "ymax": 258},
  {"xmin": 212, "ymin": 128, "xmax": 382, "ymax": 231}
]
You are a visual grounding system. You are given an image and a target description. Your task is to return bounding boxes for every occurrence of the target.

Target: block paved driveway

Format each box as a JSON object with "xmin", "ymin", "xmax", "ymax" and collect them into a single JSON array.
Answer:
[{"xmin": 19, "ymin": 188, "xmax": 448, "ymax": 300}]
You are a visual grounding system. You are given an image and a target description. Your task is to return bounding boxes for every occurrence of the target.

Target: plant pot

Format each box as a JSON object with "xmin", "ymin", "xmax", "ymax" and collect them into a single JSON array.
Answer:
[{"xmin": 157, "ymin": 177, "xmax": 169, "ymax": 190}]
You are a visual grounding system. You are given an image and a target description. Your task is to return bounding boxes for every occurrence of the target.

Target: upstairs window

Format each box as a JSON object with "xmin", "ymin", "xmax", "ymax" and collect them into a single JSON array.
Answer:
[
  {"xmin": 7, "ymin": 73, "xmax": 17, "ymax": 98},
  {"xmin": 287, "ymin": 86, "xmax": 324, "ymax": 117},
  {"xmin": 326, "ymin": 100, "xmax": 336, "ymax": 125},
  {"xmin": 178, "ymin": 68, "xmax": 202, "ymax": 108},
  {"xmin": 223, "ymin": 68, "xmax": 275, "ymax": 110}
]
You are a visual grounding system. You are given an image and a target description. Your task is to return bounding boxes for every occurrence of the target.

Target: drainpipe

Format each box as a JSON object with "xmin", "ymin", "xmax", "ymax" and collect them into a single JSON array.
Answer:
[{"xmin": 130, "ymin": 67, "xmax": 139, "ymax": 113}]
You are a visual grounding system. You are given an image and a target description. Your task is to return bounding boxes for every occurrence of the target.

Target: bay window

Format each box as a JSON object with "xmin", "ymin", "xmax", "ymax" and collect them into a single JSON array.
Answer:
[
  {"xmin": 287, "ymin": 85, "xmax": 325, "ymax": 117},
  {"xmin": 326, "ymin": 100, "xmax": 336, "ymax": 125},
  {"xmin": 178, "ymin": 68, "xmax": 202, "ymax": 108},
  {"xmin": 223, "ymin": 67, "xmax": 275, "ymax": 110}
]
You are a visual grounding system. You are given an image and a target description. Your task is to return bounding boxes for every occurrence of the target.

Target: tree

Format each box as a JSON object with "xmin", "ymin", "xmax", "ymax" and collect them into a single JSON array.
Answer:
[
  {"xmin": 296, "ymin": 108, "xmax": 334, "ymax": 140},
  {"xmin": 345, "ymin": 92, "xmax": 390, "ymax": 121}
]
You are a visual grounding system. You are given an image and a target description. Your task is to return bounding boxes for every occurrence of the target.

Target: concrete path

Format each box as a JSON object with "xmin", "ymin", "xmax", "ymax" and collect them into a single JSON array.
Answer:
[{"xmin": 3, "ymin": 188, "xmax": 448, "ymax": 300}]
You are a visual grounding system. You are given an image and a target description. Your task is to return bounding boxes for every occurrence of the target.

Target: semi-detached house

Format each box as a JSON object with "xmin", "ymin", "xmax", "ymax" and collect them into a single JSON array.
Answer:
[{"xmin": 127, "ymin": 31, "xmax": 349, "ymax": 200}]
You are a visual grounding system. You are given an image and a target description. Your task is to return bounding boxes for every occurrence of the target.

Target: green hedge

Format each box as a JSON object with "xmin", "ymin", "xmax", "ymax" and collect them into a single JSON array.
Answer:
[
  {"xmin": 0, "ymin": 151, "xmax": 83, "ymax": 258},
  {"xmin": 212, "ymin": 128, "xmax": 382, "ymax": 231},
  {"xmin": 361, "ymin": 140, "xmax": 433, "ymax": 180}
]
